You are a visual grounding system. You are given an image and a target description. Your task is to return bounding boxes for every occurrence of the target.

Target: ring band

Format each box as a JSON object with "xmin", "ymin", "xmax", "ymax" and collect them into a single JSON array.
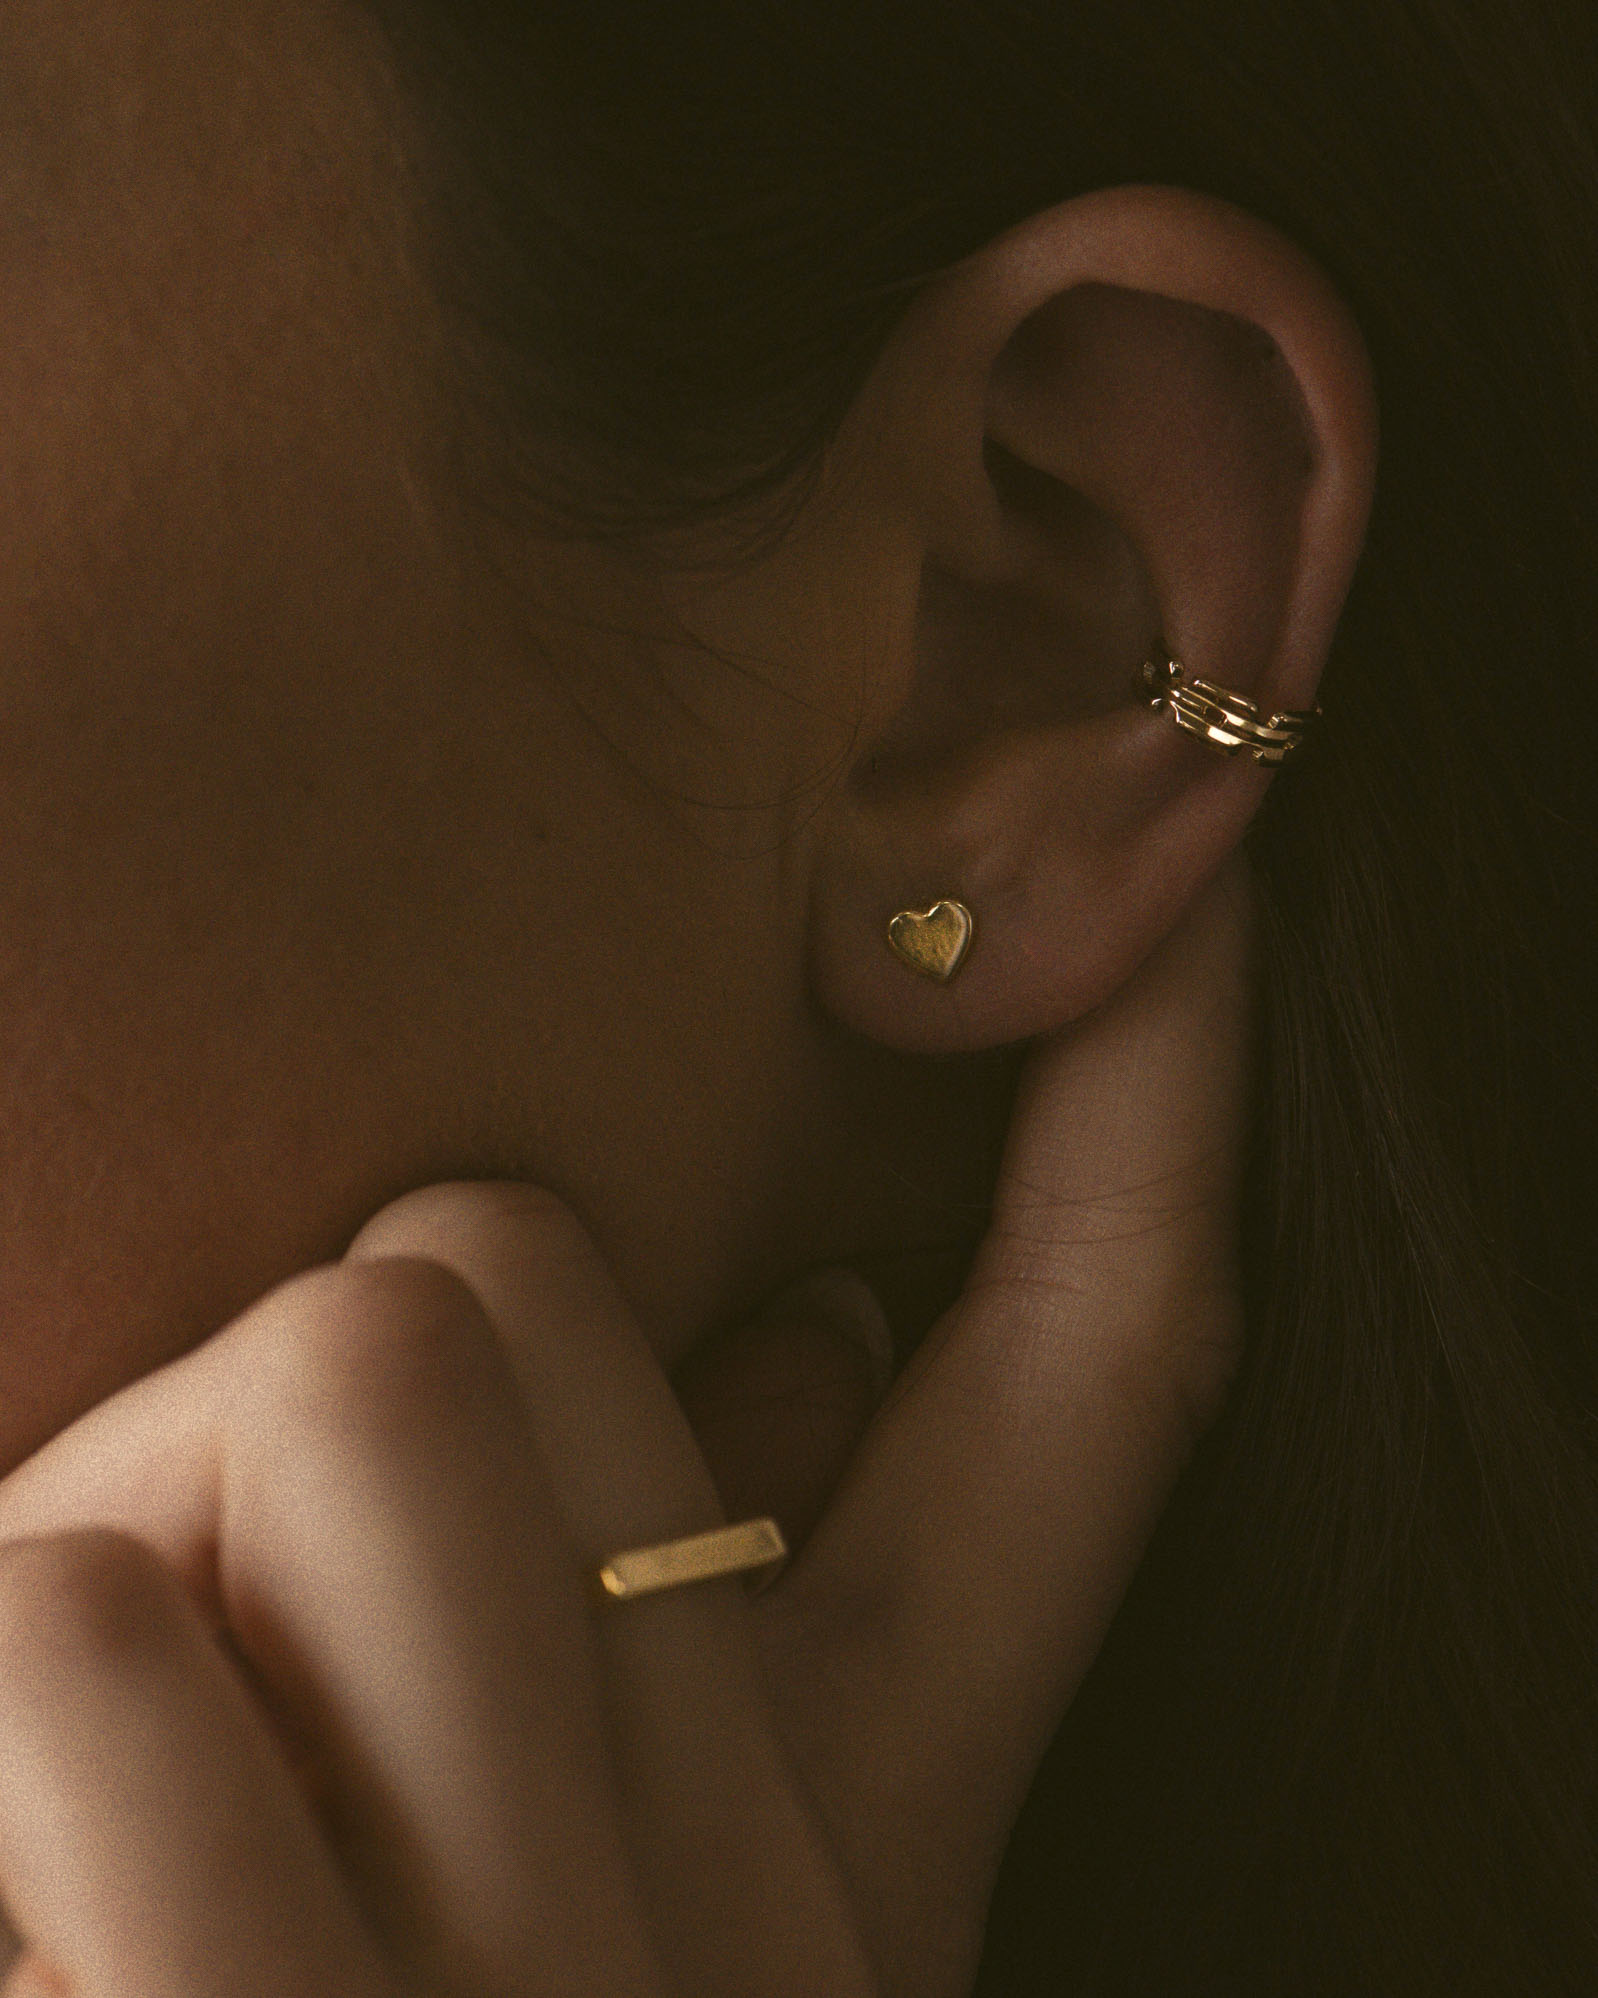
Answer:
[
  {"xmin": 1141, "ymin": 647, "xmax": 1321, "ymax": 766},
  {"xmin": 594, "ymin": 1517, "xmax": 788, "ymax": 1603}
]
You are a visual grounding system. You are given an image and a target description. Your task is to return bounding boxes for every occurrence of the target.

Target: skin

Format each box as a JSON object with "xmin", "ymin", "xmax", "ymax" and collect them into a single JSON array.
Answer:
[
  {"xmin": 0, "ymin": 890, "xmax": 1253, "ymax": 1995},
  {"xmin": 0, "ymin": 0, "xmax": 1016, "ymax": 1476},
  {"xmin": 0, "ymin": 2, "xmax": 1379, "ymax": 1992}
]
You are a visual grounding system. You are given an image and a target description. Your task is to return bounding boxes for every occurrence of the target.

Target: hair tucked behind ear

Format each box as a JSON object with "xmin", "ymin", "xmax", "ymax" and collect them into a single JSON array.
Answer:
[{"xmin": 370, "ymin": 2, "xmax": 1597, "ymax": 1990}]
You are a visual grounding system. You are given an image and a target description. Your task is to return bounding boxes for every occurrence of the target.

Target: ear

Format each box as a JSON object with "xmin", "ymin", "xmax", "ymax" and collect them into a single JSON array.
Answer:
[{"xmin": 806, "ymin": 185, "xmax": 1377, "ymax": 1052}]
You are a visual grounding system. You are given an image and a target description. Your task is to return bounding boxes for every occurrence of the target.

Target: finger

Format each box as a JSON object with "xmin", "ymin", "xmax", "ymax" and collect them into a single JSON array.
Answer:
[
  {"xmin": 1, "ymin": 1960, "xmax": 66, "ymax": 1998},
  {"xmin": 349, "ymin": 1188, "xmax": 879, "ymax": 1998},
  {"xmin": 760, "ymin": 860, "xmax": 1255, "ymax": 1976},
  {"xmin": 673, "ymin": 1267, "xmax": 892, "ymax": 1556},
  {"xmin": 0, "ymin": 1530, "xmax": 388, "ymax": 1998},
  {"xmin": 0, "ymin": 1262, "xmax": 657, "ymax": 1998},
  {"xmin": 0, "ymin": 1961, "xmax": 65, "ymax": 1998}
]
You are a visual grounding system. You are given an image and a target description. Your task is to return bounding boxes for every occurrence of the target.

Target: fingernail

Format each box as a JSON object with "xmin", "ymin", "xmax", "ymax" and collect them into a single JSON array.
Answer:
[{"xmin": 765, "ymin": 1266, "xmax": 896, "ymax": 1400}]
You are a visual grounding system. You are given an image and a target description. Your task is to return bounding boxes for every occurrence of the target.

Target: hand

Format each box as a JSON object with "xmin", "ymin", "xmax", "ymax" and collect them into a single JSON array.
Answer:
[{"xmin": 0, "ymin": 861, "xmax": 1252, "ymax": 1998}]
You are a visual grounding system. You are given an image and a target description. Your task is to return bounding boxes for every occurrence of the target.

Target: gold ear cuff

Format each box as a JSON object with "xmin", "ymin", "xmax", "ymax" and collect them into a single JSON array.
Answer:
[{"xmin": 1140, "ymin": 646, "xmax": 1321, "ymax": 766}]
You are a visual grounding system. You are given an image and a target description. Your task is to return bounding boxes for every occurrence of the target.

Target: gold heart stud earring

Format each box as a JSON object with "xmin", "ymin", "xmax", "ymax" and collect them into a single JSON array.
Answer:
[{"xmin": 887, "ymin": 899, "xmax": 975, "ymax": 982}]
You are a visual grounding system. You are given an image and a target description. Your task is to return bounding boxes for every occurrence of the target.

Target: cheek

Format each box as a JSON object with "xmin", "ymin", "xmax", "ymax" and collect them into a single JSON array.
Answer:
[
  {"xmin": 0, "ymin": 390, "xmax": 799, "ymax": 1476},
  {"xmin": 0, "ymin": 0, "xmax": 985, "ymax": 1470},
  {"xmin": 0, "ymin": 499, "xmax": 475, "ymax": 1476},
  {"xmin": 0, "ymin": 8, "xmax": 523, "ymax": 1468},
  {"xmin": 0, "ymin": 229, "xmax": 476, "ymax": 1472}
]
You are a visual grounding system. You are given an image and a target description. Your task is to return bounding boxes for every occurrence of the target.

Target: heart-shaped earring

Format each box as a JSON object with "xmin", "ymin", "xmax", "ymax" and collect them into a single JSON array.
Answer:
[{"xmin": 887, "ymin": 899, "xmax": 975, "ymax": 983}]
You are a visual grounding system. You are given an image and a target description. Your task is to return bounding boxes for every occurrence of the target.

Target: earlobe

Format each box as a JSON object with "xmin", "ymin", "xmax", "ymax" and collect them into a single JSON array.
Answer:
[{"xmin": 806, "ymin": 185, "xmax": 1377, "ymax": 1054}]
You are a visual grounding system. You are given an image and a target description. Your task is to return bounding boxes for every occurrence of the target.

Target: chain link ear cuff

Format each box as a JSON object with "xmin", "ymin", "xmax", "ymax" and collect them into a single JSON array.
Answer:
[{"xmin": 1140, "ymin": 644, "xmax": 1322, "ymax": 766}]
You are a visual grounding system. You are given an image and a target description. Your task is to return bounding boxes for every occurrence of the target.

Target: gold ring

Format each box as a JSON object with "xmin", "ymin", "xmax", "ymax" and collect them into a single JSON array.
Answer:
[
  {"xmin": 1140, "ymin": 647, "xmax": 1321, "ymax": 766},
  {"xmin": 594, "ymin": 1517, "xmax": 788, "ymax": 1603}
]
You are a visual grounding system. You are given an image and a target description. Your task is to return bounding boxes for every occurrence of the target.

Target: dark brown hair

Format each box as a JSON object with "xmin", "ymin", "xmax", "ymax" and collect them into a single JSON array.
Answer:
[{"xmin": 371, "ymin": 4, "xmax": 1598, "ymax": 1990}]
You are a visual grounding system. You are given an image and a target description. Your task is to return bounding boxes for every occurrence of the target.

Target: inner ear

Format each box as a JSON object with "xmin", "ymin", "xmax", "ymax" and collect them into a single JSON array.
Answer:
[
  {"xmin": 863, "ymin": 478, "xmax": 1151, "ymax": 789},
  {"xmin": 976, "ymin": 425, "xmax": 1159, "ymax": 724},
  {"xmin": 983, "ymin": 282, "xmax": 1315, "ymax": 682},
  {"xmin": 867, "ymin": 284, "xmax": 1316, "ymax": 794}
]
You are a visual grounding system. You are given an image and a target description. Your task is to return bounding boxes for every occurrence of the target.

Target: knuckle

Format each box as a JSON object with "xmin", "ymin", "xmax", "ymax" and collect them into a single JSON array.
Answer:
[
  {"xmin": 351, "ymin": 1177, "xmax": 588, "ymax": 1268},
  {"xmin": 0, "ymin": 1528, "xmax": 178, "ymax": 1674},
  {"xmin": 235, "ymin": 1257, "xmax": 513, "ymax": 1449}
]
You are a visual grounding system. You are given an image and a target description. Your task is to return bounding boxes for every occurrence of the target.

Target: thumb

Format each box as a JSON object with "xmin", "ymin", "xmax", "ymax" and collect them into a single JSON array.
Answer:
[
  {"xmin": 673, "ymin": 1268, "xmax": 894, "ymax": 1561},
  {"xmin": 0, "ymin": 1952, "xmax": 68, "ymax": 1998}
]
